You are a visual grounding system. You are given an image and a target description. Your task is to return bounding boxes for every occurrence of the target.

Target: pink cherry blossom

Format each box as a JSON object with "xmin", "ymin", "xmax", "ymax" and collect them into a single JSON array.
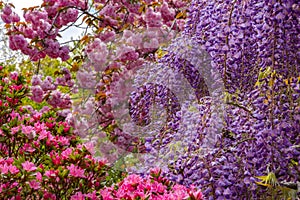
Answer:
[
  {"xmin": 9, "ymin": 35, "xmax": 28, "ymax": 50},
  {"xmin": 2, "ymin": 5, "xmax": 12, "ymax": 15},
  {"xmin": 85, "ymin": 38, "xmax": 108, "ymax": 72},
  {"xmin": 145, "ymin": 8, "xmax": 163, "ymax": 28},
  {"xmin": 1, "ymin": 13, "xmax": 12, "ymax": 23},
  {"xmin": 31, "ymin": 85, "xmax": 44, "ymax": 103},
  {"xmin": 160, "ymin": 2, "xmax": 175, "ymax": 22},
  {"xmin": 59, "ymin": 46, "xmax": 70, "ymax": 61},
  {"xmin": 76, "ymin": 70, "xmax": 97, "ymax": 89}
]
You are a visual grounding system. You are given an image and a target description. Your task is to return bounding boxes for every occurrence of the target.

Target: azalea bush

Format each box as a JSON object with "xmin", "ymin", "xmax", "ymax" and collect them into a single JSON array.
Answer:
[
  {"xmin": 100, "ymin": 168, "xmax": 203, "ymax": 200},
  {"xmin": 0, "ymin": 67, "xmax": 125, "ymax": 199}
]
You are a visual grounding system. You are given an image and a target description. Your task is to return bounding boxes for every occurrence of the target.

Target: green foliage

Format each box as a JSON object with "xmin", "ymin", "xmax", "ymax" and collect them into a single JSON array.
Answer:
[{"xmin": 256, "ymin": 172, "xmax": 298, "ymax": 200}]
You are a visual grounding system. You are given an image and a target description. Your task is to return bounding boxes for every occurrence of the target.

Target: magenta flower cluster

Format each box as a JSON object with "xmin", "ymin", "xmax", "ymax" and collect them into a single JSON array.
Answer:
[
  {"xmin": 31, "ymin": 68, "xmax": 74, "ymax": 109},
  {"xmin": 1, "ymin": 0, "xmax": 87, "ymax": 61},
  {"xmin": 100, "ymin": 168, "xmax": 203, "ymax": 200}
]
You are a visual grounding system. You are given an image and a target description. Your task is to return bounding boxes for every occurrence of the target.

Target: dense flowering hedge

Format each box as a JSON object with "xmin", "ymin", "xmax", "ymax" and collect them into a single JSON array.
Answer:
[
  {"xmin": 0, "ymin": 67, "xmax": 124, "ymax": 199},
  {"xmin": 100, "ymin": 168, "xmax": 203, "ymax": 200}
]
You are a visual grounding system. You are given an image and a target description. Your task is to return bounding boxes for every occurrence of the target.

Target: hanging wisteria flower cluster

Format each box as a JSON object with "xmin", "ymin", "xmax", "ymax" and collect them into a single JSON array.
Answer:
[{"xmin": 158, "ymin": 0, "xmax": 300, "ymax": 199}]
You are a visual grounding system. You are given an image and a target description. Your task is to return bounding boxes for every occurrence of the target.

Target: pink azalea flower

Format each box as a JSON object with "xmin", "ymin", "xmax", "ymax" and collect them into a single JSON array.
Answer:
[
  {"xmin": 188, "ymin": 190, "xmax": 204, "ymax": 200},
  {"xmin": 22, "ymin": 161, "xmax": 37, "ymax": 172},
  {"xmin": 11, "ymin": 126, "xmax": 20, "ymax": 135},
  {"xmin": 57, "ymin": 136, "xmax": 70, "ymax": 146},
  {"xmin": 45, "ymin": 169, "xmax": 57, "ymax": 178},
  {"xmin": 125, "ymin": 174, "xmax": 142, "ymax": 186},
  {"xmin": 67, "ymin": 164, "xmax": 85, "ymax": 178},
  {"xmin": 50, "ymin": 152, "xmax": 61, "ymax": 165},
  {"xmin": 150, "ymin": 167, "xmax": 161, "ymax": 176},
  {"xmin": 9, "ymin": 165, "xmax": 19, "ymax": 174},
  {"xmin": 85, "ymin": 191, "xmax": 99, "ymax": 200},
  {"xmin": 61, "ymin": 148, "xmax": 73, "ymax": 159},
  {"xmin": 151, "ymin": 182, "xmax": 166, "ymax": 193},
  {"xmin": 5, "ymin": 158, "xmax": 14, "ymax": 165},
  {"xmin": 10, "ymin": 71, "xmax": 19, "ymax": 81},
  {"xmin": 11, "ymin": 182, "xmax": 18, "ymax": 188},
  {"xmin": 44, "ymin": 192, "xmax": 57, "ymax": 200},
  {"xmin": 28, "ymin": 180, "xmax": 40, "ymax": 190},
  {"xmin": 23, "ymin": 143, "xmax": 36, "ymax": 153},
  {"xmin": 0, "ymin": 163, "xmax": 9, "ymax": 174},
  {"xmin": 10, "ymin": 110, "xmax": 20, "ymax": 120},
  {"xmin": 38, "ymin": 129, "xmax": 49, "ymax": 140},
  {"xmin": 36, "ymin": 172, "xmax": 42, "ymax": 181},
  {"xmin": 10, "ymin": 84, "xmax": 23, "ymax": 91},
  {"xmin": 70, "ymin": 192, "xmax": 85, "ymax": 200},
  {"xmin": 99, "ymin": 168, "xmax": 204, "ymax": 200},
  {"xmin": 32, "ymin": 121, "xmax": 44, "ymax": 132},
  {"xmin": 21, "ymin": 125, "xmax": 36, "ymax": 139},
  {"xmin": 100, "ymin": 188, "xmax": 114, "ymax": 200}
]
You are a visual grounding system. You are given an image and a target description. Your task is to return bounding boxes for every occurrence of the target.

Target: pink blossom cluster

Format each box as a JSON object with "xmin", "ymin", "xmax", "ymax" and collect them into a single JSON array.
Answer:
[
  {"xmin": 84, "ymin": 26, "xmax": 174, "ymax": 77},
  {"xmin": 5, "ymin": 117, "xmax": 72, "ymax": 154},
  {"xmin": 100, "ymin": 168, "xmax": 204, "ymax": 200},
  {"xmin": 76, "ymin": 68, "xmax": 97, "ymax": 89},
  {"xmin": 0, "ymin": 158, "xmax": 19, "ymax": 175},
  {"xmin": 47, "ymin": 90, "xmax": 71, "ymax": 109},
  {"xmin": 0, "ymin": 5, "xmax": 20, "ymax": 24},
  {"xmin": 0, "ymin": 1, "xmax": 86, "ymax": 61},
  {"xmin": 145, "ymin": 8, "xmax": 163, "ymax": 28},
  {"xmin": 31, "ymin": 68, "xmax": 73, "ymax": 108},
  {"xmin": 85, "ymin": 38, "xmax": 109, "ymax": 72},
  {"xmin": 0, "ymin": 71, "xmax": 25, "ymax": 109},
  {"xmin": 97, "ymin": 3, "xmax": 123, "ymax": 28},
  {"xmin": 160, "ymin": 2, "xmax": 176, "ymax": 23},
  {"xmin": 94, "ymin": 0, "xmax": 186, "ymax": 30},
  {"xmin": 77, "ymin": 0, "xmax": 189, "ymax": 76},
  {"xmin": 43, "ymin": 0, "xmax": 87, "ymax": 19},
  {"xmin": 2, "ymin": 0, "xmax": 189, "ymax": 64},
  {"xmin": 144, "ymin": 0, "xmax": 187, "ymax": 30}
]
